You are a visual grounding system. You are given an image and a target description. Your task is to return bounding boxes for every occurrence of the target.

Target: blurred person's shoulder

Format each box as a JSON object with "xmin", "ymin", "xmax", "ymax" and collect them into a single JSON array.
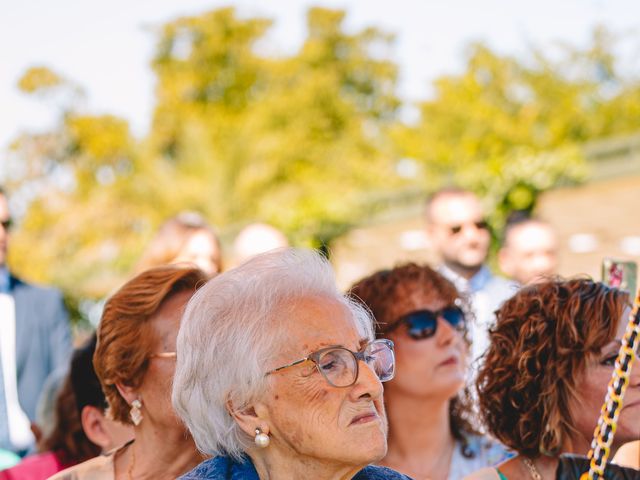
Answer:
[
  {"xmin": 484, "ymin": 273, "xmax": 518, "ymax": 297},
  {"xmin": 46, "ymin": 444, "xmax": 123, "ymax": 480},
  {"xmin": 9, "ymin": 274, "xmax": 61, "ymax": 293},
  {"xmin": 0, "ymin": 451, "xmax": 71, "ymax": 480},
  {"xmin": 466, "ymin": 434, "xmax": 513, "ymax": 465},
  {"xmin": 462, "ymin": 467, "xmax": 501, "ymax": 480},
  {"xmin": 450, "ymin": 434, "xmax": 514, "ymax": 479}
]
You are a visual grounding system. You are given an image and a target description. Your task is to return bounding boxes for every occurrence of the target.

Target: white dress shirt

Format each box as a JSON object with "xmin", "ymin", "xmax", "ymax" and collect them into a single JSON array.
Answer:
[{"xmin": 0, "ymin": 290, "xmax": 35, "ymax": 450}]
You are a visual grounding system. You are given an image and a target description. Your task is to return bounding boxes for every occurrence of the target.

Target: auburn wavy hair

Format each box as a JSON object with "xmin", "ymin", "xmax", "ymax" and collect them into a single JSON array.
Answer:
[
  {"xmin": 94, "ymin": 265, "xmax": 208, "ymax": 424},
  {"xmin": 349, "ymin": 263, "xmax": 478, "ymax": 453},
  {"xmin": 477, "ymin": 278, "xmax": 629, "ymax": 458}
]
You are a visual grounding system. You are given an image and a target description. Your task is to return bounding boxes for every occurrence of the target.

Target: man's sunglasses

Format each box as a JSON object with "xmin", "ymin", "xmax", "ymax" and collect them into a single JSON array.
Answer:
[
  {"xmin": 0, "ymin": 218, "xmax": 11, "ymax": 231},
  {"xmin": 448, "ymin": 220, "xmax": 489, "ymax": 235},
  {"xmin": 392, "ymin": 306, "xmax": 465, "ymax": 340}
]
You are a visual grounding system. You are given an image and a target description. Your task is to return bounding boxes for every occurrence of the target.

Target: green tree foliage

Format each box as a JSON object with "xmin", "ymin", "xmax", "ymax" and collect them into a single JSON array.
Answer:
[
  {"xmin": 7, "ymin": 67, "xmax": 145, "ymax": 299},
  {"xmin": 393, "ymin": 26, "xmax": 640, "ymax": 225},
  {"xmin": 144, "ymin": 7, "xmax": 402, "ymax": 246},
  {"xmin": 4, "ymin": 13, "xmax": 640, "ymax": 319},
  {"xmin": 5, "ymin": 7, "xmax": 403, "ymax": 309}
]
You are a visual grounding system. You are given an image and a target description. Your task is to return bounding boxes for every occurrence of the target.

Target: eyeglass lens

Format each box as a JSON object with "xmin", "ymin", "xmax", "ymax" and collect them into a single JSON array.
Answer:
[
  {"xmin": 366, "ymin": 341, "xmax": 395, "ymax": 382},
  {"xmin": 317, "ymin": 341, "xmax": 394, "ymax": 387},
  {"xmin": 317, "ymin": 349, "xmax": 356, "ymax": 387}
]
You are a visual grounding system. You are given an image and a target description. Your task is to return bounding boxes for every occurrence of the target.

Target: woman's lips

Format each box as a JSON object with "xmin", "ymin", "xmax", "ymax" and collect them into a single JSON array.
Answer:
[
  {"xmin": 438, "ymin": 355, "xmax": 459, "ymax": 367},
  {"xmin": 349, "ymin": 412, "xmax": 379, "ymax": 426}
]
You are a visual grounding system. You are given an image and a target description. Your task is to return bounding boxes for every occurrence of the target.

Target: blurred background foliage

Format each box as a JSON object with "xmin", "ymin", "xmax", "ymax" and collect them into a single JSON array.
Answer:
[{"xmin": 4, "ymin": 7, "xmax": 640, "ymax": 321}]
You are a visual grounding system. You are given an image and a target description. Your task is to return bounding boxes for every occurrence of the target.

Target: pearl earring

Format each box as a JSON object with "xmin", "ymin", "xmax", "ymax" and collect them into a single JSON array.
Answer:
[
  {"xmin": 130, "ymin": 399, "xmax": 143, "ymax": 426},
  {"xmin": 254, "ymin": 428, "xmax": 270, "ymax": 448}
]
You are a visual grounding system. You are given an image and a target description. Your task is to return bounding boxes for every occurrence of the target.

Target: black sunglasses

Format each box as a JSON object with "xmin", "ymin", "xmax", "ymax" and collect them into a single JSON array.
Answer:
[
  {"xmin": 393, "ymin": 306, "xmax": 465, "ymax": 340},
  {"xmin": 0, "ymin": 218, "xmax": 11, "ymax": 231},
  {"xmin": 449, "ymin": 220, "xmax": 489, "ymax": 235}
]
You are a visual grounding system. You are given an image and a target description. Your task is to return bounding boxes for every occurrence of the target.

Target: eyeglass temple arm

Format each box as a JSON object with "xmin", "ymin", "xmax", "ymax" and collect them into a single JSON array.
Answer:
[
  {"xmin": 266, "ymin": 358, "xmax": 310, "ymax": 375},
  {"xmin": 151, "ymin": 352, "xmax": 177, "ymax": 358}
]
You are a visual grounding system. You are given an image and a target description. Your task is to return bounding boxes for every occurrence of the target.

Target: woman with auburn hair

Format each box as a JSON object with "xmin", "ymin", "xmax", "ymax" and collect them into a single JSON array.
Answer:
[
  {"xmin": 349, "ymin": 264, "xmax": 510, "ymax": 480},
  {"xmin": 135, "ymin": 212, "xmax": 222, "ymax": 277},
  {"xmin": 465, "ymin": 278, "xmax": 640, "ymax": 480},
  {"xmin": 48, "ymin": 265, "xmax": 208, "ymax": 480}
]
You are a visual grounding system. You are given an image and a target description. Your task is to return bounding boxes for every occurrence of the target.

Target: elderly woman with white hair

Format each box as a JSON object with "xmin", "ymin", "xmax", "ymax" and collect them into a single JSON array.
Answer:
[{"xmin": 173, "ymin": 248, "xmax": 411, "ymax": 480}]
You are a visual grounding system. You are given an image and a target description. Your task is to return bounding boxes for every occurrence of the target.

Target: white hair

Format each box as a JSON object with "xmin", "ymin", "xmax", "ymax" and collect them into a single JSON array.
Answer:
[{"xmin": 172, "ymin": 247, "xmax": 374, "ymax": 460}]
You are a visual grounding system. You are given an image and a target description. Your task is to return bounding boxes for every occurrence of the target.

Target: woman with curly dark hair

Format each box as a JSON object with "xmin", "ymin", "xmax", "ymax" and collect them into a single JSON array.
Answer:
[
  {"xmin": 465, "ymin": 278, "xmax": 640, "ymax": 480},
  {"xmin": 350, "ymin": 264, "xmax": 510, "ymax": 480}
]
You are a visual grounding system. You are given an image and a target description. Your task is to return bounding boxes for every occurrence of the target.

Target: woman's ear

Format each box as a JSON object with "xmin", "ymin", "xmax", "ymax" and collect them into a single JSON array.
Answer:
[
  {"xmin": 115, "ymin": 382, "xmax": 138, "ymax": 405},
  {"xmin": 81, "ymin": 406, "xmax": 113, "ymax": 450},
  {"xmin": 227, "ymin": 399, "xmax": 270, "ymax": 438}
]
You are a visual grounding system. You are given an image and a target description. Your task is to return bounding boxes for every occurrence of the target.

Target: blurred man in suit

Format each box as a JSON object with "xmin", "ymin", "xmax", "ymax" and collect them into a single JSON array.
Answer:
[{"xmin": 0, "ymin": 186, "xmax": 71, "ymax": 455}]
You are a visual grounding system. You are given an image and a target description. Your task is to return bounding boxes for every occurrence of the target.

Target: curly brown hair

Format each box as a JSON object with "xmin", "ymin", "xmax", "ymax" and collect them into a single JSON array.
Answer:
[
  {"xmin": 95, "ymin": 265, "xmax": 208, "ymax": 424},
  {"xmin": 349, "ymin": 263, "xmax": 478, "ymax": 452},
  {"xmin": 477, "ymin": 278, "xmax": 629, "ymax": 458}
]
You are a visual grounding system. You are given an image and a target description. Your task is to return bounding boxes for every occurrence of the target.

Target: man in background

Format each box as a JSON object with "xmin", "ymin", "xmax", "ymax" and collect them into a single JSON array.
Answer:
[
  {"xmin": 0, "ymin": 186, "xmax": 71, "ymax": 455},
  {"xmin": 498, "ymin": 216, "xmax": 559, "ymax": 286},
  {"xmin": 425, "ymin": 188, "xmax": 515, "ymax": 365}
]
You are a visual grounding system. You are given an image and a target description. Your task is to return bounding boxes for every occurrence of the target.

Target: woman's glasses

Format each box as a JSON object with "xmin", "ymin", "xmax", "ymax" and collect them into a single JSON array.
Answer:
[
  {"xmin": 265, "ymin": 339, "xmax": 395, "ymax": 388},
  {"xmin": 149, "ymin": 351, "xmax": 177, "ymax": 359},
  {"xmin": 393, "ymin": 307, "xmax": 465, "ymax": 340}
]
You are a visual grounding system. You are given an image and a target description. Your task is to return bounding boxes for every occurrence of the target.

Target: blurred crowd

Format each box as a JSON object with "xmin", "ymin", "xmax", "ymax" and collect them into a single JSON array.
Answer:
[{"xmin": 0, "ymin": 185, "xmax": 638, "ymax": 480}]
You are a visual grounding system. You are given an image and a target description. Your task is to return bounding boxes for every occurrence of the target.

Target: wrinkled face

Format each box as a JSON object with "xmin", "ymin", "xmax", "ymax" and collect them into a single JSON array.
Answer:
[
  {"xmin": 173, "ymin": 230, "xmax": 221, "ymax": 277},
  {"xmin": 260, "ymin": 296, "xmax": 388, "ymax": 468},
  {"xmin": 0, "ymin": 194, "xmax": 10, "ymax": 266},
  {"xmin": 568, "ymin": 306, "xmax": 640, "ymax": 452},
  {"xmin": 428, "ymin": 193, "xmax": 490, "ymax": 272},
  {"xmin": 384, "ymin": 293, "xmax": 467, "ymax": 401},
  {"xmin": 500, "ymin": 222, "xmax": 558, "ymax": 285},
  {"xmin": 138, "ymin": 289, "xmax": 192, "ymax": 430}
]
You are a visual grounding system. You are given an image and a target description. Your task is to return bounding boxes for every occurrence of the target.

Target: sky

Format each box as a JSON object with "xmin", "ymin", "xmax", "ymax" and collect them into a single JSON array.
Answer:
[{"xmin": 2, "ymin": 0, "xmax": 639, "ymax": 157}]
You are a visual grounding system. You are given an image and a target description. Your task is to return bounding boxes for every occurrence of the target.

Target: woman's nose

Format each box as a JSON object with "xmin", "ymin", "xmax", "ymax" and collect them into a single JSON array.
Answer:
[
  {"xmin": 350, "ymin": 359, "xmax": 384, "ymax": 401},
  {"xmin": 435, "ymin": 317, "xmax": 457, "ymax": 346}
]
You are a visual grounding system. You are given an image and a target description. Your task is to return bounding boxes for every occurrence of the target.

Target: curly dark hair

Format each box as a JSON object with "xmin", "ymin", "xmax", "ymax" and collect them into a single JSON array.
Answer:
[
  {"xmin": 349, "ymin": 263, "xmax": 478, "ymax": 454},
  {"xmin": 477, "ymin": 278, "xmax": 629, "ymax": 458}
]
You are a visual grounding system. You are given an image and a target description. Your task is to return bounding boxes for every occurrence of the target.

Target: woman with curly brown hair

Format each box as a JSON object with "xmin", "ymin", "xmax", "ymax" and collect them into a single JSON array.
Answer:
[
  {"xmin": 350, "ymin": 264, "xmax": 510, "ymax": 480},
  {"xmin": 465, "ymin": 278, "xmax": 640, "ymax": 480}
]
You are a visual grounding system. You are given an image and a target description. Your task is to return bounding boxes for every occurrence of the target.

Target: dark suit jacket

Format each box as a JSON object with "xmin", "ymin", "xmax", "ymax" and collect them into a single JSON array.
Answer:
[{"xmin": 9, "ymin": 275, "xmax": 72, "ymax": 421}]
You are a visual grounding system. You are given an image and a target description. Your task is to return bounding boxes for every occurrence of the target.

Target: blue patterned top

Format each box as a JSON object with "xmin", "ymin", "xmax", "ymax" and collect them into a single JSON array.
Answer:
[
  {"xmin": 448, "ymin": 434, "xmax": 513, "ymax": 480},
  {"xmin": 179, "ymin": 455, "xmax": 413, "ymax": 480}
]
